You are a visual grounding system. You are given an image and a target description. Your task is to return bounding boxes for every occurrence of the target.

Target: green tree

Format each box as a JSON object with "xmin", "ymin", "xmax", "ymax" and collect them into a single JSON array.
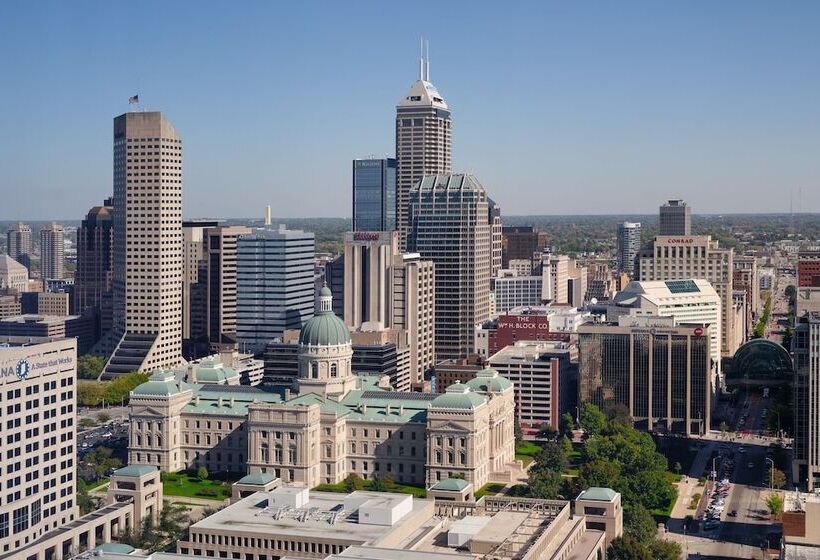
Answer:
[
  {"xmin": 77, "ymin": 381, "xmax": 107, "ymax": 406},
  {"xmin": 561, "ymin": 435, "xmax": 573, "ymax": 456},
  {"xmin": 528, "ymin": 468, "xmax": 563, "ymax": 499},
  {"xmin": 607, "ymin": 536, "xmax": 652, "ymax": 560},
  {"xmin": 79, "ymin": 417, "xmax": 97, "ymax": 430},
  {"xmin": 579, "ymin": 403, "xmax": 607, "ymax": 435},
  {"xmin": 647, "ymin": 538, "xmax": 682, "ymax": 560},
  {"xmin": 536, "ymin": 422, "xmax": 558, "ymax": 441},
  {"xmin": 76, "ymin": 479, "xmax": 97, "ymax": 515},
  {"xmin": 77, "ymin": 354, "xmax": 106, "ymax": 379},
  {"xmin": 560, "ymin": 412, "xmax": 576, "ymax": 437},
  {"xmin": 766, "ymin": 493, "xmax": 784, "ymax": 518},
  {"xmin": 719, "ymin": 420, "xmax": 729, "ymax": 433},
  {"xmin": 673, "ymin": 461, "xmax": 682, "ymax": 475},
  {"xmin": 578, "ymin": 459, "xmax": 621, "ymax": 491},
  {"xmin": 514, "ymin": 418, "xmax": 523, "ymax": 444},
  {"xmin": 532, "ymin": 441, "xmax": 568, "ymax": 472},
  {"xmin": 766, "ymin": 467, "xmax": 786, "ymax": 490},
  {"xmin": 158, "ymin": 503, "xmax": 190, "ymax": 542},
  {"xmin": 624, "ymin": 503, "xmax": 657, "ymax": 545},
  {"xmin": 604, "ymin": 402, "xmax": 632, "ymax": 426},
  {"xmin": 97, "ymin": 412, "xmax": 111, "ymax": 424},
  {"xmin": 343, "ymin": 473, "xmax": 364, "ymax": 492},
  {"xmin": 197, "ymin": 466, "xmax": 209, "ymax": 481}
]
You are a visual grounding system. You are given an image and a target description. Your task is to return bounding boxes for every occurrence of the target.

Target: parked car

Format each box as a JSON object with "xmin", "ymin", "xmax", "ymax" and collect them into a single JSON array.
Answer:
[{"xmin": 728, "ymin": 510, "xmax": 737, "ymax": 517}]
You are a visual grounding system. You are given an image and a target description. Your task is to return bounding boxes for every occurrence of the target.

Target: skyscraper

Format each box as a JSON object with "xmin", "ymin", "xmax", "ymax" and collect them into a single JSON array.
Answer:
[
  {"xmin": 395, "ymin": 47, "xmax": 451, "ymax": 249},
  {"xmin": 409, "ymin": 174, "xmax": 491, "ymax": 360},
  {"xmin": 502, "ymin": 226, "xmax": 548, "ymax": 267},
  {"xmin": 204, "ymin": 225, "xmax": 252, "ymax": 347},
  {"xmin": 352, "ymin": 158, "xmax": 396, "ymax": 232},
  {"xmin": 75, "ymin": 199, "xmax": 114, "ymax": 343},
  {"xmin": 659, "ymin": 199, "xmax": 691, "ymax": 236},
  {"xmin": 616, "ymin": 221, "xmax": 641, "ymax": 274},
  {"xmin": 39, "ymin": 222, "xmax": 64, "ymax": 280},
  {"xmin": 6, "ymin": 222, "xmax": 33, "ymax": 272},
  {"xmin": 236, "ymin": 225, "xmax": 315, "ymax": 354},
  {"xmin": 104, "ymin": 112, "xmax": 184, "ymax": 377}
]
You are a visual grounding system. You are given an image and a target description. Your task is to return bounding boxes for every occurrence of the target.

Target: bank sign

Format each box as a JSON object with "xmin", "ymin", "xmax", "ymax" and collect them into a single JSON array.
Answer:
[{"xmin": 0, "ymin": 349, "xmax": 73, "ymax": 383}]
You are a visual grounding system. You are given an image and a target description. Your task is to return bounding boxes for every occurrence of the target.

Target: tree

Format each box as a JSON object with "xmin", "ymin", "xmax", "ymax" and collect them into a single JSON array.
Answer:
[
  {"xmin": 77, "ymin": 381, "xmax": 107, "ymax": 407},
  {"xmin": 766, "ymin": 467, "xmax": 786, "ymax": 490},
  {"xmin": 514, "ymin": 418, "xmax": 523, "ymax": 444},
  {"xmin": 158, "ymin": 503, "xmax": 189, "ymax": 542},
  {"xmin": 560, "ymin": 412, "xmax": 576, "ymax": 438},
  {"xmin": 197, "ymin": 466, "xmax": 209, "ymax": 481},
  {"xmin": 528, "ymin": 468, "xmax": 563, "ymax": 499},
  {"xmin": 77, "ymin": 354, "xmax": 106, "ymax": 379},
  {"xmin": 647, "ymin": 538, "xmax": 682, "ymax": 560},
  {"xmin": 578, "ymin": 403, "xmax": 607, "ymax": 435},
  {"xmin": 604, "ymin": 402, "xmax": 632, "ymax": 426},
  {"xmin": 607, "ymin": 536, "xmax": 652, "ymax": 560},
  {"xmin": 561, "ymin": 435, "xmax": 573, "ymax": 456},
  {"xmin": 673, "ymin": 462, "xmax": 682, "ymax": 475},
  {"xmin": 536, "ymin": 422, "xmax": 558, "ymax": 441},
  {"xmin": 719, "ymin": 420, "xmax": 729, "ymax": 433},
  {"xmin": 343, "ymin": 473, "xmax": 364, "ymax": 492},
  {"xmin": 624, "ymin": 504, "xmax": 657, "ymax": 545},
  {"xmin": 79, "ymin": 417, "xmax": 97, "ymax": 430},
  {"xmin": 766, "ymin": 493, "xmax": 784, "ymax": 518},
  {"xmin": 97, "ymin": 412, "xmax": 111, "ymax": 424},
  {"xmin": 532, "ymin": 441, "xmax": 568, "ymax": 473}
]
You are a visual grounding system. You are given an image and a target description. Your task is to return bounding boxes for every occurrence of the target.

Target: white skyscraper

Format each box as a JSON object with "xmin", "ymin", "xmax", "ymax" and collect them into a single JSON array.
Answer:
[
  {"xmin": 104, "ymin": 112, "xmax": 184, "ymax": 377},
  {"xmin": 617, "ymin": 222, "xmax": 641, "ymax": 275},
  {"xmin": 39, "ymin": 222, "xmax": 65, "ymax": 280},
  {"xmin": 396, "ymin": 44, "xmax": 452, "ymax": 250}
]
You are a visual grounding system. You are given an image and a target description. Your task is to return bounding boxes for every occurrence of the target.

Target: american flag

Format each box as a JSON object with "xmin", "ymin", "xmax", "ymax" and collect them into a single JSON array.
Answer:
[{"xmin": 128, "ymin": 95, "xmax": 139, "ymax": 104}]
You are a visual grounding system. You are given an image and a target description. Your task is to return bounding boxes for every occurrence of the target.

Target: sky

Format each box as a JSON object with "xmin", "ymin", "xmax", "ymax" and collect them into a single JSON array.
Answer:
[{"xmin": 1, "ymin": 1, "xmax": 819, "ymax": 220}]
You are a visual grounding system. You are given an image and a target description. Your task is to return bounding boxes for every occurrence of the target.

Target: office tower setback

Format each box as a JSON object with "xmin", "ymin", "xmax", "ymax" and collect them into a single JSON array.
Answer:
[
  {"xmin": 391, "ymin": 253, "xmax": 436, "ymax": 384},
  {"xmin": 236, "ymin": 226, "xmax": 315, "ymax": 354},
  {"xmin": 578, "ymin": 316, "xmax": 711, "ymax": 436},
  {"xmin": 39, "ymin": 222, "xmax": 64, "ymax": 280},
  {"xmin": 6, "ymin": 223, "xmax": 33, "ymax": 272},
  {"xmin": 75, "ymin": 200, "xmax": 114, "ymax": 342},
  {"xmin": 409, "ymin": 174, "xmax": 491, "ymax": 360},
  {"xmin": 344, "ymin": 231, "xmax": 399, "ymax": 328},
  {"xmin": 395, "ymin": 49, "xmax": 451, "ymax": 249},
  {"xmin": 353, "ymin": 158, "xmax": 397, "ymax": 232},
  {"xmin": 0, "ymin": 337, "xmax": 79, "ymax": 552},
  {"xmin": 488, "ymin": 199, "xmax": 503, "ymax": 278},
  {"xmin": 733, "ymin": 255, "xmax": 760, "ymax": 334},
  {"xmin": 659, "ymin": 199, "xmax": 691, "ymax": 236},
  {"xmin": 617, "ymin": 222, "xmax": 641, "ymax": 275},
  {"xmin": 104, "ymin": 112, "xmax": 184, "ymax": 377},
  {"xmin": 502, "ymin": 226, "xmax": 548, "ymax": 268}
]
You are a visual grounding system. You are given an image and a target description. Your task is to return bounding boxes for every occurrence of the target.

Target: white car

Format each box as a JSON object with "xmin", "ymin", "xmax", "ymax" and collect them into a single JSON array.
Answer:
[{"xmin": 709, "ymin": 504, "xmax": 725, "ymax": 513}]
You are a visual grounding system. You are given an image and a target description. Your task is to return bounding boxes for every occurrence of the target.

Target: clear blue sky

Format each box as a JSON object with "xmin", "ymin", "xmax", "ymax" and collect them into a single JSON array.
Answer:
[{"xmin": 1, "ymin": 0, "xmax": 818, "ymax": 220}]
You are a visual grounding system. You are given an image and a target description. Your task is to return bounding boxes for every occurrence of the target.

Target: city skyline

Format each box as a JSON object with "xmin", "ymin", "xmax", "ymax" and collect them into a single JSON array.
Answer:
[{"xmin": 2, "ymin": 1, "xmax": 820, "ymax": 220}]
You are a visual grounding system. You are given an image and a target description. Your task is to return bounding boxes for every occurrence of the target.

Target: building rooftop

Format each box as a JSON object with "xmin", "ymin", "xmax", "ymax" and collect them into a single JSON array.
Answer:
[
  {"xmin": 577, "ymin": 487, "xmax": 618, "ymax": 502},
  {"xmin": 113, "ymin": 464, "xmax": 158, "ymax": 477},
  {"xmin": 236, "ymin": 472, "xmax": 277, "ymax": 486},
  {"xmin": 429, "ymin": 478, "xmax": 470, "ymax": 492}
]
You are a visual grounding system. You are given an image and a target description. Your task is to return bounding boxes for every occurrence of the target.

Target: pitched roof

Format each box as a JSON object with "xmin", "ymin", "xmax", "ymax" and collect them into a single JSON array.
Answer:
[
  {"xmin": 430, "ymin": 478, "xmax": 470, "ymax": 492},
  {"xmin": 578, "ymin": 487, "xmax": 618, "ymax": 502},
  {"xmin": 113, "ymin": 464, "xmax": 157, "ymax": 477}
]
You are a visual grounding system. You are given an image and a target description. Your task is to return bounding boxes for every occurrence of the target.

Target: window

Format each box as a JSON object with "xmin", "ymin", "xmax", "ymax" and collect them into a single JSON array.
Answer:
[
  {"xmin": 330, "ymin": 364, "xmax": 337, "ymax": 378},
  {"xmin": 311, "ymin": 363, "xmax": 318, "ymax": 378}
]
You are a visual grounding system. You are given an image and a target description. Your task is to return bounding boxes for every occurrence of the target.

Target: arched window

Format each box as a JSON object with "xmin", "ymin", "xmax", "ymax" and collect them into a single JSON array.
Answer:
[
  {"xmin": 311, "ymin": 362, "xmax": 318, "ymax": 378},
  {"xmin": 460, "ymin": 451, "xmax": 466, "ymax": 465},
  {"xmin": 435, "ymin": 450, "xmax": 442, "ymax": 463},
  {"xmin": 447, "ymin": 451, "xmax": 454, "ymax": 464},
  {"xmin": 330, "ymin": 363, "xmax": 337, "ymax": 378},
  {"xmin": 146, "ymin": 434, "xmax": 152, "ymax": 447}
]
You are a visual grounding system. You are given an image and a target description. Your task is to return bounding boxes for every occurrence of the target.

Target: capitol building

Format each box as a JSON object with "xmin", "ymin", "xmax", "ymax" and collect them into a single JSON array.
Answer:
[{"xmin": 128, "ymin": 288, "xmax": 516, "ymax": 489}]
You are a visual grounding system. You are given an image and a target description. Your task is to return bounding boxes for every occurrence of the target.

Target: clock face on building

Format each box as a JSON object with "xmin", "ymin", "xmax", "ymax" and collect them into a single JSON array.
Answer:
[{"xmin": 16, "ymin": 359, "xmax": 31, "ymax": 380}]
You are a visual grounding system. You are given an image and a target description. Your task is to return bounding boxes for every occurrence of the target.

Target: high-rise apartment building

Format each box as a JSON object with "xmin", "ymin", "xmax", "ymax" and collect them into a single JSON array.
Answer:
[
  {"xmin": 408, "ymin": 174, "xmax": 491, "ymax": 360},
  {"xmin": 0, "ymin": 337, "xmax": 79, "ymax": 553},
  {"xmin": 75, "ymin": 200, "xmax": 114, "ymax": 343},
  {"xmin": 659, "ymin": 199, "xmax": 691, "ymax": 236},
  {"xmin": 616, "ymin": 222, "xmax": 641, "ymax": 275},
  {"xmin": 6, "ymin": 223, "xmax": 33, "ymax": 273},
  {"xmin": 638, "ymin": 235, "xmax": 736, "ymax": 361},
  {"xmin": 104, "ymin": 112, "xmax": 184, "ymax": 378},
  {"xmin": 236, "ymin": 226, "xmax": 315, "ymax": 354},
  {"xmin": 39, "ymin": 223, "xmax": 64, "ymax": 280},
  {"xmin": 501, "ymin": 226, "xmax": 548, "ymax": 268},
  {"xmin": 578, "ymin": 316, "xmax": 711, "ymax": 436},
  {"xmin": 391, "ymin": 253, "xmax": 436, "ymax": 384},
  {"xmin": 395, "ymin": 51, "xmax": 451, "ymax": 249},
  {"xmin": 352, "ymin": 158, "xmax": 396, "ymax": 232}
]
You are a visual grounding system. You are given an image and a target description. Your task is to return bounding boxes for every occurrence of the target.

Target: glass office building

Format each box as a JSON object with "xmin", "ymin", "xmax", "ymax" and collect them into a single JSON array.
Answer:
[{"xmin": 353, "ymin": 158, "xmax": 396, "ymax": 232}]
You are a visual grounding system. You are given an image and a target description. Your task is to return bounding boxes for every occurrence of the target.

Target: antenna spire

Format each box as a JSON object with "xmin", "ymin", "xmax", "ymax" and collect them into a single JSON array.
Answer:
[
  {"xmin": 425, "ymin": 40, "xmax": 430, "ymax": 81},
  {"xmin": 419, "ymin": 37, "xmax": 424, "ymax": 81}
]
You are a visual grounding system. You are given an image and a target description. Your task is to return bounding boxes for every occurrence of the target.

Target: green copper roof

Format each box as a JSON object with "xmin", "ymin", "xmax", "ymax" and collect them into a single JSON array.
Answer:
[
  {"xmin": 195, "ymin": 359, "xmax": 240, "ymax": 383},
  {"xmin": 431, "ymin": 478, "xmax": 470, "ymax": 492},
  {"xmin": 237, "ymin": 472, "xmax": 276, "ymax": 485},
  {"xmin": 431, "ymin": 384, "xmax": 486, "ymax": 410},
  {"xmin": 94, "ymin": 543, "xmax": 135, "ymax": 554},
  {"xmin": 466, "ymin": 367, "xmax": 513, "ymax": 393},
  {"xmin": 132, "ymin": 370, "xmax": 190, "ymax": 397},
  {"xmin": 299, "ymin": 310, "xmax": 350, "ymax": 346},
  {"xmin": 578, "ymin": 487, "xmax": 618, "ymax": 502},
  {"xmin": 113, "ymin": 464, "xmax": 157, "ymax": 477}
]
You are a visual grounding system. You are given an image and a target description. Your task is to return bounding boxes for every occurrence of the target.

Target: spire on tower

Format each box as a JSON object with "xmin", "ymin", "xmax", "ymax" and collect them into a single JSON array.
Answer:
[
  {"xmin": 425, "ymin": 39, "xmax": 430, "ymax": 81},
  {"xmin": 419, "ymin": 37, "xmax": 425, "ymax": 81}
]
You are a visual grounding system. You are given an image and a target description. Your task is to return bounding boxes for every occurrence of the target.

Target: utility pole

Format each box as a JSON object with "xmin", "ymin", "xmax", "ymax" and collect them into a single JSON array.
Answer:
[{"xmin": 766, "ymin": 457, "xmax": 775, "ymax": 491}]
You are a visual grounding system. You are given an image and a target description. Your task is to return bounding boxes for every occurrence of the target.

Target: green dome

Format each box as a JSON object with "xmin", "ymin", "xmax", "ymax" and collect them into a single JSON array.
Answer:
[
  {"xmin": 132, "ymin": 370, "xmax": 183, "ymax": 396},
  {"xmin": 195, "ymin": 359, "xmax": 240, "ymax": 383},
  {"xmin": 299, "ymin": 311, "xmax": 350, "ymax": 346},
  {"xmin": 431, "ymin": 383, "xmax": 486, "ymax": 410},
  {"xmin": 466, "ymin": 367, "xmax": 513, "ymax": 393}
]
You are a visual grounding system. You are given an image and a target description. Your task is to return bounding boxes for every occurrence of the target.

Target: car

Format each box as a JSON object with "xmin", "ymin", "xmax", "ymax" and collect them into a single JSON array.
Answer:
[
  {"xmin": 704, "ymin": 520, "xmax": 721, "ymax": 530},
  {"xmin": 739, "ymin": 447, "xmax": 747, "ymax": 454},
  {"xmin": 728, "ymin": 510, "xmax": 737, "ymax": 517},
  {"xmin": 748, "ymin": 462, "xmax": 754, "ymax": 468},
  {"xmin": 709, "ymin": 504, "xmax": 725, "ymax": 512}
]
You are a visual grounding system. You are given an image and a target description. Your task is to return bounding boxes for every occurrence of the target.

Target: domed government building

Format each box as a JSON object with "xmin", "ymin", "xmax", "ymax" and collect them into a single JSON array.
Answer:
[{"xmin": 128, "ymin": 289, "xmax": 516, "ymax": 489}]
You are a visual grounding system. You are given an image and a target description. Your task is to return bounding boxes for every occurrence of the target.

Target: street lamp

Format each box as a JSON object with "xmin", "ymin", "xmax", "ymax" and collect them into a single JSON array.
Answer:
[{"xmin": 765, "ymin": 457, "xmax": 775, "ymax": 491}]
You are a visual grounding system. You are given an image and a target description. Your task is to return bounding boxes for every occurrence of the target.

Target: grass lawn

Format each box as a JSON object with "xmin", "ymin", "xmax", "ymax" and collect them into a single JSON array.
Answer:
[
  {"xmin": 313, "ymin": 480, "xmax": 426, "ymax": 498},
  {"xmin": 516, "ymin": 454, "xmax": 535, "ymax": 467},
  {"xmin": 567, "ymin": 443, "xmax": 583, "ymax": 462},
  {"xmin": 666, "ymin": 472, "xmax": 683, "ymax": 484},
  {"xmin": 515, "ymin": 442, "xmax": 542, "ymax": 456},
  {"xmin": 651, "ymin": 486, "xmax": 678, "ymax": 523},
  {"xmin": 85, "ymin": 478, "xmax": 109, "ymax": 490},
  {"xmin": 161, "ymin": 473, "xmax": 231, "ymax": 501},
  {"xmin": 475, "ymin": 482, "xmax": 505, "ymax": 499}
]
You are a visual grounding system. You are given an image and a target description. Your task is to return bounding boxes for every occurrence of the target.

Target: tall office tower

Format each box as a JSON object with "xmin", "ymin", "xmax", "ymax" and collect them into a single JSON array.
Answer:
[
  {"xmin": 578, "ymin": 316, "xmax": 711, "ymax": 436},
  {"xmin": 547, "ymin": 255, "xmax": 570, "ymax": 304},
  {"xmin": 638, "ymin": 235, "xmax": 736, "ymax": 361},
  {"xmin": 391, "ymin": 252, "xmax": 436, "ymax": 385},
  {"xmin": 408, "ymin": 174, "xmax": 491, "ymax": 360},
  {"xmin": 236, "ymin": 226, "xmax": 315, "ymax": 354},
  {"xmin": 323, "ymin": 255, "xmax": 345, "ymax": 317},
  {"xmin": 567, "ymin": 261, "xmax": 588, "ymax": 308},
  {"xmin": 0, "ymin": 255, "xmax": 29, "ymax": 292},
  {"xmin": 75, "ymin": 199, "xmax": 114, "ymax": 343},
  {"xmin": 616, "ymin": 222, "xmax": 641, "ymax": 274},
  {"xmin": 352, "ymin": 158, "xmax": 397, "ymax": 232},
  {"xmin": 395, "ymin": 49, "xmax": 451, "ymax": 249},
  {"xmin": 491, "ymin": 270, "xmax": 546, "ymax": 314},
  {"xmin": 6, "ymin": 222, "xmax": 33, "ymax": 272},
  {"xmin": 733, "ymin": 255, "xmax": 760, "ymax": 335},
  {"xmin": 501, "ymin": 226, "xmax": 548, "ymax": 268},
  {"xmin": 793, "ymin": 312, "xmax": 820, "ymax": 489},
  {"xmin": 488, "ymin": 199, "xmax": 503, "ymax": 278},
  {"xmin": 181, "ymin": 221, "xmax": 216, "ymax": 344},
  {"xmin": 659, "ymin": 199, "xmax": 691, "ymax": 236},
  {"xmin": 104, "ymin": 112, "xmax": 184, "ymax": 378},
  {"xmin": 203, "ymin": 226, "xmax": 252, "ymax": 348},
  {"xmin": 343, "ymin": 231, "xmax": 399, "ymax": 327},
  {"xmin": 0, "ymin": 337, "xmax": 79, "ymax": 553},
  {"xmin": 39, "ymin": 222, "xmax": 65, "ymax": 280}
]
